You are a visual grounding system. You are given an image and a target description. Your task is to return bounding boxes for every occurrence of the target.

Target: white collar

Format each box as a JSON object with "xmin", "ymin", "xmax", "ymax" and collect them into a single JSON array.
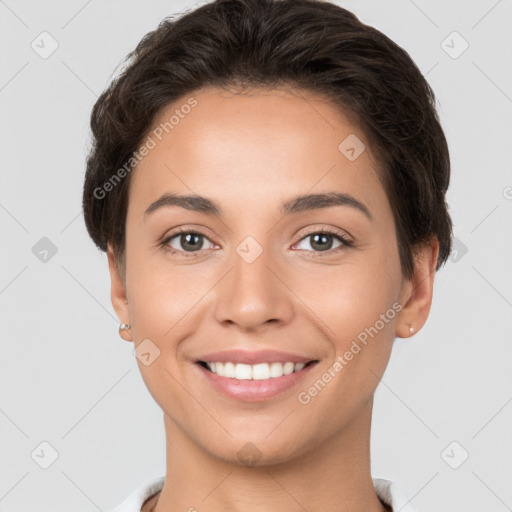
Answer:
[{"xmin": 110, "ymin": 476, "xmax": 421, "ymax": 512}]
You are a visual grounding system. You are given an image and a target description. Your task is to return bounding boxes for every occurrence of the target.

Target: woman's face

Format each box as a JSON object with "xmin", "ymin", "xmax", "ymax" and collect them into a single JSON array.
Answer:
[{"xmin": 110, "ymin": 86, "xmax": 422, "ymax": 464}]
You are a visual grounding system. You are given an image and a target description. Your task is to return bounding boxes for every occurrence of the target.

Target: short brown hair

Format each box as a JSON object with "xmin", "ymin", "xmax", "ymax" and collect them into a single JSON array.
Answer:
[{"xmin": 83, "ymin": 0, "xmax": 452, "ymax": 279}]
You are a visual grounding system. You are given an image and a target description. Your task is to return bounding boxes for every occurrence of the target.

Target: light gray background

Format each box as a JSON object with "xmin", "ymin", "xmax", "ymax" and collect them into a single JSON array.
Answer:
[{"xmin": 1, "ymin": 0, "xmax": 511, "ymax": 510}]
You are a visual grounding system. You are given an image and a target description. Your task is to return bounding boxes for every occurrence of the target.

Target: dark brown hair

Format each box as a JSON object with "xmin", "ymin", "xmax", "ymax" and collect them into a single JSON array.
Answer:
[{"xmin": 83, "ymin": 0, "xmax": 452, "ymax": 279}]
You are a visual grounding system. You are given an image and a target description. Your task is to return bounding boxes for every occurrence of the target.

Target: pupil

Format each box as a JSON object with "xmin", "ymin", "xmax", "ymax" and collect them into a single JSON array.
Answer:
[
  {"xmin": 182, "ymin": 233, "xmax": 201, "ymax": 251},
  {"xmin": 311, "ymin": 233, "xmax": 332, "ymax": 251}
]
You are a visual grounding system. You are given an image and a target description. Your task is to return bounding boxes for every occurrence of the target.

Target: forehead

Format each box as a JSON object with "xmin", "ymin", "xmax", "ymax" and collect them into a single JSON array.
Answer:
[{"xmin": 128, "ymin": 86, "xmax": 388, "ymax": 220}]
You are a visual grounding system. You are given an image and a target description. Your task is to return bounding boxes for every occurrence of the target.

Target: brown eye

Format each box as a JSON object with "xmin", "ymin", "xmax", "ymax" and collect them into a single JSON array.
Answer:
[
  {"xmin": 162, "ymin": 229, "xmax": 215, "ymax": 255},
  {"xmin": 294, "ymin": 230, "xmax": 352, "ymax": 254}
]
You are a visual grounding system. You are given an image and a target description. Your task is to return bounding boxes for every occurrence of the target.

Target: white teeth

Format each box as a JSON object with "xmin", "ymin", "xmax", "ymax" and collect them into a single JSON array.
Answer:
[
  {"xmin": 252, "ymin": 363, "xmax": 270, "ymax": 380},
  {"xmin": 204, "ymin": 361, "xmax": 309, "ymax": 380},
  {"xmin": 283, "ymin": 362, "xmax": 294, "ymax": 375},
  {"xmin": 224, "ymin": 362, "xmax": 235, "ymax": 378},
  {"xmin": 235, "ymin": 363, "xmax": 252, "ymax": 380},
  {"xmin": 269, "ymin": 362, "xmax": 283, "ymax": 377}
]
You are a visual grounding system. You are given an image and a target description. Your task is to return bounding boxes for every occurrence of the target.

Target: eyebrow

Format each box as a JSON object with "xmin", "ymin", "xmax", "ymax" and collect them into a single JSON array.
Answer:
[{"xmin": 144, "ymin": 192, "xmax": 372, "ymax": 220}]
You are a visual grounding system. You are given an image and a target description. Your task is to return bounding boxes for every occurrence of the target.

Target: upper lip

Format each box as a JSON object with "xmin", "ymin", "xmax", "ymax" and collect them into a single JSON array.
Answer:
[{"xmin": 196, "ymin": 349, "xmax": 317, "ymax": 365}]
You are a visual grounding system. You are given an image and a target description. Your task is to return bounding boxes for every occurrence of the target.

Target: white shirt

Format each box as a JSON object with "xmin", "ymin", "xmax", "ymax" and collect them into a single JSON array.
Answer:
[{"xmin": 109, "ymin": 476, "xmax": 421, "ymax": 512}]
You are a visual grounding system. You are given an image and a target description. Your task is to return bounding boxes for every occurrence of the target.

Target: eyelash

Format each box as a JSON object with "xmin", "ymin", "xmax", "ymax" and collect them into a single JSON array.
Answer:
[{"xmin": 160, "ymin": 226, "xmax": 353, "ymax": 258}]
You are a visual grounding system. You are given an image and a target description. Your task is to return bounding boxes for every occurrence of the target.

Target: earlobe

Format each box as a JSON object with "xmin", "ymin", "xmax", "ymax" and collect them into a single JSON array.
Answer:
[
  {"xmin": 107, "ymin": 244, "xmax": 133, "ymax": 342},
  {"xmin": 395, "ymin": 237, "xmax": 439, "ymax": 339}
]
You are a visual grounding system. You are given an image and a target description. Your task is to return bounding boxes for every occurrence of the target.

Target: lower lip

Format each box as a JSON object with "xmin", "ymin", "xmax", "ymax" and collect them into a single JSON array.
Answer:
[{"xmin": 195, "ymin": 362, "xmax": 318, "ymax": 402}]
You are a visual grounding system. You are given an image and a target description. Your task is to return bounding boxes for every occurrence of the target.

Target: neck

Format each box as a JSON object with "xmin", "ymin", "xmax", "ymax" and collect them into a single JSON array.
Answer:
[{"xmin": 150, "ymin": 397, "xmax": 388, "ymax": 512}]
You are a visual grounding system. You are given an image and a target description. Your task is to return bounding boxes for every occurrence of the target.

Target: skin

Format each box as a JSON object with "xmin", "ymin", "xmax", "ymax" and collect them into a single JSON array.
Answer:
[{"xmin": 107, "ymin": 85, "xmax": 439, "ymax": 512}]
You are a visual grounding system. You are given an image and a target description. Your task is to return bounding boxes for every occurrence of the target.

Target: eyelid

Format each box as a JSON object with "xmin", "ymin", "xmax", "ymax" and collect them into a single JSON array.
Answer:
[
  {"xmin": 161, "ymin": 226, "xmax": 216, "ymax": 248},
  {"xmin": 160, "ymin": 224, "xmax": 353, "ymax": 256},
  {"xmin": 291, "ymin": 226, "xmax": 353, "ymax": 253},
  {"xmin": 295, "ymin": 225, "xmax": 353, "ymax": 243}
]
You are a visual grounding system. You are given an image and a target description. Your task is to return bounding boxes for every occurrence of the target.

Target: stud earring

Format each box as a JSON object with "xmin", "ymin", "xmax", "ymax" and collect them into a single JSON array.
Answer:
[
  {"xmin": 408, "ymin": 324, "xmax": 414, "ymax": 334},
  {"xmin": 119, "ymin": 323, "xmax": 131, "ymax": 332}
]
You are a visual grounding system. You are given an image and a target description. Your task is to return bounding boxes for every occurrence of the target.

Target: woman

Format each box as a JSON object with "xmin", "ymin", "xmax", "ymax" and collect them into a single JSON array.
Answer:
[{"xmin": 82, "ymin": 0, "xmax": 452, "ymax": 510}]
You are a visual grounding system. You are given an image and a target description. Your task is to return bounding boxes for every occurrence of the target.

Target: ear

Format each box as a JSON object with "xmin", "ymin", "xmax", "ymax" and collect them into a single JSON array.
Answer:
[
  {"xmin": 395, "ymin": 237, "xmax": 440, "ymax": 338},
  {"xmin": 107, "ymin": 244, "xmax": 132, "ymax": 342}
]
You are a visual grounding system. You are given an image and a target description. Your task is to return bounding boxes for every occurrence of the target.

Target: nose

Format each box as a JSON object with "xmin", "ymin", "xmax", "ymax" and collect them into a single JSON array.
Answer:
[{"xmin": 213, "ymin": 241, "xmax": 294, "ymax": 332}]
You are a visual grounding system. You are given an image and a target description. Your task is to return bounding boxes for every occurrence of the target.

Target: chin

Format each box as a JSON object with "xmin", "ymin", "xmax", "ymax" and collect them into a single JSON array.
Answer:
[{"xmin": 200, "ymin": 432, "xmax": 309, "ymax": 468}]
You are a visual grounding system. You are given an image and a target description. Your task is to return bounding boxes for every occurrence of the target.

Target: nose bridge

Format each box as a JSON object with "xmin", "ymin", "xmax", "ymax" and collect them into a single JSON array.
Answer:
[{"xmin": 214, "ymin": 234, "xmax": 292, "ymax": 329}]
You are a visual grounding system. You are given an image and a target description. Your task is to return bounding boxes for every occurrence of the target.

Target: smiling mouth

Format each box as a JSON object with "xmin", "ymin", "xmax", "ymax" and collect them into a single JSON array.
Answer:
[{"xmin": 197, "ymin": 360, "xmax": 318, "ymax": 380}]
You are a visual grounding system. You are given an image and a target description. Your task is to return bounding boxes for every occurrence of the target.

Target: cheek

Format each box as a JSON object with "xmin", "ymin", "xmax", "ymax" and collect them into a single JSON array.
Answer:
[
  {"xmin": 124, "ymin": 257, "xmax": 204, "ymax": 412},
  {"xmin": 292, "ymin": 260, "xmax": 399, "ymax": 425},
  {"xmin": 125, "ymin": 235, "xmax": 206, "ymax": 328},
  {"xmin": 300, "ymin": 248, "xmax": 401, "ymax": 343},
  {"xmin": 295, "ymin": 241, "xmax": 401, "ymax": 402},
  {"xmin": 128, "ymin": 267, "xmax": 204, "ymax": 342}
]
